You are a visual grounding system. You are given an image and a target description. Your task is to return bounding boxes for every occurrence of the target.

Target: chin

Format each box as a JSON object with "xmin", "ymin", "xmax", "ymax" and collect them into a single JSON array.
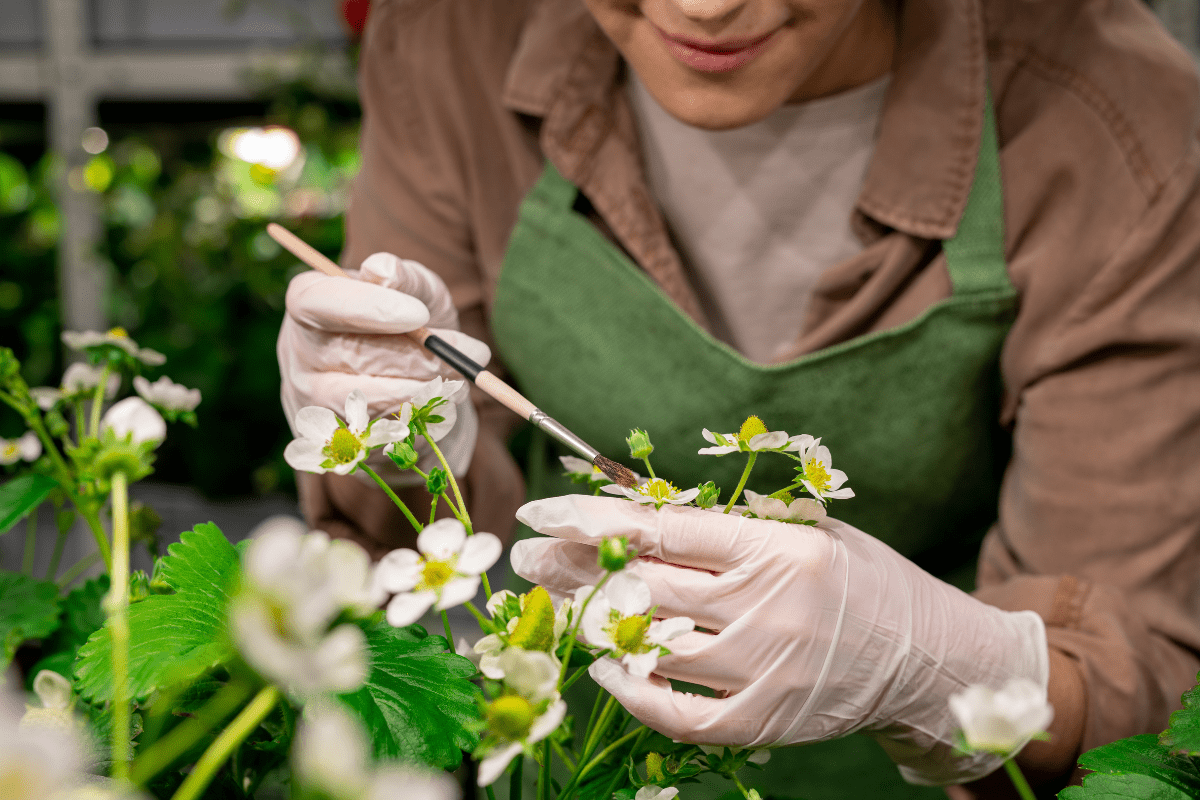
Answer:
[{"xmin": 637, "ymin": 73, "xmax": 790, "ymax": 130}]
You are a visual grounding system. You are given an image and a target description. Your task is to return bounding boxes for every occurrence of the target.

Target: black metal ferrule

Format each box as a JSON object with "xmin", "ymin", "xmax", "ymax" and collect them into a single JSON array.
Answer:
[{"xmin": 423, "ymin": 333, "xmax": 483, "ymax": 381}]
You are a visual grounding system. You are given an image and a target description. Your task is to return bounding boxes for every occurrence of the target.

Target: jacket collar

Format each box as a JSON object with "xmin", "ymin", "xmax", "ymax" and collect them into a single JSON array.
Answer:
[{"xmin": 502, "ymin": 0, "xmax": 990, "ymax": 242}]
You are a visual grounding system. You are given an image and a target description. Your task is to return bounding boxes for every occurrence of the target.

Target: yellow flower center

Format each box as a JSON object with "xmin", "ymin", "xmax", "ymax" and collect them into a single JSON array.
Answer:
[
  {"xmin": 611, "ymin": 614, "xmax": 650, "ymax": 654},
  {"xmin": 487, "ymin": 695, "xmax": 536, "ymax": 741},
  {"xmin": 107, "ymin": 326, "xmax": 129, "ymax": 338},
  {"xmin": 738, "ymin": 415, "xmax": 768, "ymax": 442},
  {"xmin": 326, "ymin": 428, "xmax": 361, "ymax": 464},
  {"xmin": 508, "ymin": 586, "xmax": 557, "ymax": 652},
  {"xmin": 418, "ymin": 559, "xmax": 456, "ymax": 591},
  {"xmin": 804, "ymin": 459, "xmax": 832, "ymax": 493},
  {"xmin": 638, "ymin": 478, "xmax": 678, "ymax": 502},
  {"xmin": 2, "ymin": 444, "xmax": 17, "ymax": 458}
]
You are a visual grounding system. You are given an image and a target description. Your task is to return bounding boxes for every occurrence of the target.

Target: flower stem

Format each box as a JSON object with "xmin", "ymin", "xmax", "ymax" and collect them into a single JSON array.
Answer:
[
  {"xmin": 575, "ymin": 726, "xmax": 646, "ymax": 787},
  {"xmin": 1003, "ymin": 758, "xmax": 1038, "ymax": 800},
  {"xmin": 640, "ymin": 458, "xmax": 656, "ymax": 480},
  {"xmin": 21, "ymin": 511, "xmax": 37, "ymax": 575},
  {"xmin": 130, "ymin": 679, "xmax": 255, "ymax": 786},
  {"xmin": 169, "ymin": 686, "xmax": 279, "ymax": 800},
  {"xmin": 421, "ymin": 428, "xmax": 492, "ymax": 600},
  {"xmin": 46, "ymin": 521, "xmax": 69, "ymax": 580},
  {"xmin": 429, "ymin": 494, "xmax": 439, "ymax": 525},
  {"xmin": 558, "ymin": 574, "xmax": 611, "ymax": 688},
  {"xmin": 734, "ymin": 774, "xmax": 752, "ymax": 799},
  {"xmin": 538, "ymin": 740, "xmax": 551, "ymax": 800},
  {"xmin": 509, "ymin": 754, "xmax": 524, "ymax": 800},
  {"xmin": 109, "ymin": 470, "xmax": 132, "ymax": 780},
  {"xmin": 485, "ymin": 787, "xmax": 498, "ymax": 800},
  {"xmin": 551, "ymin": 738, "xmax": 576, "ymax": 771},
  {"xmin": 462, "ymin": 600, "xmax": 494, "ymax": 632},
  {"xmin": 88, "ymin": 365, "xmax": 111, "ymax": 438},
  {"xmin": 56, "ymin": 551, "xmax": 102, "ymax": 588},
  {"xmin": 360, "ymin": 463, "xmax": 423, "ymax": 533},
  {"xmin": 75, "ymin": 402, "xmax": 86, "ymax": 443},
  {"xmin": 441, "ymin": 610, "xmax": 455, "ymax": 650},
  {"xmin": 78, "ymin": 502, "xmax": 114, "ymax": 573},
  {"xmin": 722, "ymin": 452, "xmax": 758, "ymax": 514}
]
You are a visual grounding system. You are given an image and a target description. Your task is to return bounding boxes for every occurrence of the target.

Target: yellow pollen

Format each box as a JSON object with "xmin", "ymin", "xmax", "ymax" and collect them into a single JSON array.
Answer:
[
  {"xmin": 612, "ymin": 614, "xmax": 650, "ymax": 654},
  {"xmin": 107, "ymin": 326, "xmax": 129, "ymax": 338},
  {"xmin": 419, "ymin": 559, "xmax": 456, "ymax": 590},
  {"xmin": 2, "ymin": 445, "xmax": 16, "ymax": 457},
  {"xmin": 805, "ymin": 459, "xmax": 832, "ymax": 493},
  {"xmin": 326, "ymin": 428, "xmax": 360, "ymax": 464},
  {"xmin": 487, "ymin": 695, "xmax": 536, "ymax": 741},
  {"xmin": 638, "ymin": 478, "xmax": 677, "ymax": 502},
  {"xmin": 738, "ymin": 415, "xmax": 768, "ymax": 442},
  {"xmin": 508, "ymin": 587, "xmax": 556, "ymax": 652}
]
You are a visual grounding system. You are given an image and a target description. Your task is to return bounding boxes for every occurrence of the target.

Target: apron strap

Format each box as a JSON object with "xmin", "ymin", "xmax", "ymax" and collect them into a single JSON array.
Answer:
[
  {"xmin": 528, "ymin": 159, "xmax": 579, "ymax": 211},
  {"xmin": 941, "ymin": 93, "xmax": 1011, "ymax": 296}
]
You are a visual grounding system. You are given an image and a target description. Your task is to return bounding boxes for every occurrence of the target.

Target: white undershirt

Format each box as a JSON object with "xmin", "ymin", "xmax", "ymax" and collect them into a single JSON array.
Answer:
[{"xmin": 628, "ymin": 73, "xmax": 890, "ymax": 363}]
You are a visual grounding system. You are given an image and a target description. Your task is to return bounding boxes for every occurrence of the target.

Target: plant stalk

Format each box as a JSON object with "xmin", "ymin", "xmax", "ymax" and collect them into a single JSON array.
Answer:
[
  {"xmin": 21, "ymin": 510, "xmax": 37, "ymax": 575},
  {"xmin": 130, "ymin": 680, "xmax": 255, "ymax": 785},
  {"xmin": 722, "ymin": 452, "xmax": 758, "ymax": 514},
  {"xmin": 421, "ymin": 425, "xmax": 492, "ymax": 599},
  {"xmin": 56, "ymin": 551, "xmax": 102, "ymax": 588},
  {"xmin": 360, "ymin": 463, "xmax": 423, "ymax": 533},
  {"xmin": 557, "ymin": 575, "xmax": 611, "ymax": 687},
  {"xmin": 169, "ymin": 685, "xmax": 280, "ymax": 800},
  {"xmin": 1003, "ymin": 758, "xmax": 1038, "ymax": 800},
  {"xmin": 109, "ymin": 470, "xmax": 132, "ymax": 780}
]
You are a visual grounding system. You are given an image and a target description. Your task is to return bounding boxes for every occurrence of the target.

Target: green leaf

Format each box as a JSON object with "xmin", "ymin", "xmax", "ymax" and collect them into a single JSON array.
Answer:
[
  {"xmin": 1161, "ymin": 675, "xmax": 1200, "ymax": 756},
  {"xmin": 0, "ymin": 570, "xmax": 61, "ymax": 667},
  {"xmin": 336, "ymin": 620, "xmax": 481, "ymax": 770},
  {"xmin": 74, "ymin": 522, "xmax": 239, "ymax": 703},
  {"xmin": 1061, "ymin": 734, "xmax": 1200, "ymax": 800},
  {"xmin": 0, "ymin": 473, "xmax": 57, "ymax": 534},
  {"xmin": 28, "ymin": 576, "xmax": 111, "ymax": 684}
]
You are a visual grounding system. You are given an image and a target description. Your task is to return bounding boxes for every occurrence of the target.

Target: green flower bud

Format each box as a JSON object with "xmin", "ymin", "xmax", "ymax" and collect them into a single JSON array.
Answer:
[
  {"xmin": 386, "ymin": 440, "xmax": 419, "ymax": 471},
  {"xmin": 645, "ymin": 752, "xmax": 667, "ymax": 783},
  {"xmin": 695, "ymin": 481, "xmax": 720, "ymax": 509},
  {"xmin": 598, "ymin": 535, "xmax": 635, "ymax": 572},
  {"xmin": 129, "ymin": 570, "xmax": 150, "ymax": 603},
  {"xmin": 425, "ymin": 467, "xmax": 449, "ymax": 496},
  {"xmin": 626, "ymin": 428, "xmax": 654, "ymax": 460}
]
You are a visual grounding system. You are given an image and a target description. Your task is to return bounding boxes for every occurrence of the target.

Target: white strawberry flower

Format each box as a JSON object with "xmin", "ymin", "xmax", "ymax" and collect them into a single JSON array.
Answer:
[
  {"xmin": 31, "ymin": 363, "xmax": 121, "ymax": 410},
  {"xmin": 636, "ymin": 788, "xmax": 680, "ymax": 800},
  {"xmin": 698, "ymin": 416, "xmax": 789, "ymax": 456},
  {"xmin": 0, "ymin": 431, "xmax": 41, "ymax": 465},
  {"xmin": 476, "ymin": 649, "xmax": 567, "ymax": 787},
  {"xmin": 62, "ymin": 327, "xmax": 166, "ymax": 366},
  {"xmin": 581, "ymin": 571, "xmax": 694, "ymax": 678},
  {"xmin": 950, "ymin": 678, "xmax": 1054, "ymax": 755},
  {"xmin": 787, "ymin": 435, "xmax": 854, "ymax": 501},
  {"xmin": 0, "ymin": 678, "xmax": 85, "ymax": 800},
  {"xmin": 744, "ymin": 490, "xmax": 827, "ymax": 525},
  {"xmin": 601, "ymin": 478, "xmax": 699, "ymax": 510},
  {"xmin": 133, "ymin": 375, "xmax": 201, "ymax": 412},
  {"xmin": 284, "ymin": 389, "xmax": 411, "ymax": 476},
  {"xmin": 374, "ymin": 519, "xmax": 502, "ymax": 627},
  {"xmin": 404, "ymin": 377, "xmax": 468, "ymax": 442},
  {"xmin": 100, "ymin": 397, "xmax": 166, "ymax": 445}
]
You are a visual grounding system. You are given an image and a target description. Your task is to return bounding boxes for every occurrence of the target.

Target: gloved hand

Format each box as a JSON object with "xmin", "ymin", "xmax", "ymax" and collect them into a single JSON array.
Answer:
[
  {"xmin": 511, "ymin": 495, "xmax": 1049, "ymax": 785},
  {"xmin": 279, "ymin": 253, "xmax": 491, "ymax": 478}
]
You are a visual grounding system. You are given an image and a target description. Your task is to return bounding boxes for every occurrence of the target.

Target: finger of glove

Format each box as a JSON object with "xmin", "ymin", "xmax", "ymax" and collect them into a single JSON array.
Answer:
[
  {"xmin": 652, "ymin": 630, "xmax": 767, "ymax": 695},
  {"xmin": 630, "ymin": 559, "xmax": 743, "ymax": 631},
  {"xmin": 516, "ymin": 494, "xmax": 773, "ymax": 573},
  {"xmin": 358, "ymin": 253, "xmax": 458, "ymax": 328},
  {"xmin": 286, "ymin": 271, "xmax": 430, "ymax": 334},
  {"xmin": 589, "ymin": 658, "xmax": 746, "ymax": 746},
  {"xmin": 509, "ymin": 539, "xmax": 605, "ymax": 595},
  {"xmin": 302, "ymin": 372, "xmax": 437, "ymax": 420},
  {"xmin": 283, "ymin": 322, "xmax": 490, "ymax": 382}
]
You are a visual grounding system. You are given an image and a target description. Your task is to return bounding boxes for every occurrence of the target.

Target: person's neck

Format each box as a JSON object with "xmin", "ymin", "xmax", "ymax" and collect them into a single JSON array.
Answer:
[{"xmin": 787, "ymin": 0, "xmax": 896, "ymax": 104}]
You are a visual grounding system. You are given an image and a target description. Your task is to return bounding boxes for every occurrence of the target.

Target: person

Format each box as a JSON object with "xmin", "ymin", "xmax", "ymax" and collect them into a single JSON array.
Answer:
[{"xmin": 276, "ymin": 0, "xmax": 1200, "ymax": 795}]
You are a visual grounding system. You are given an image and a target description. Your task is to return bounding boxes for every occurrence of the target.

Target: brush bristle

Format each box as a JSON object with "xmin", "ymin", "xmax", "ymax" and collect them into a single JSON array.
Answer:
[{"xmin": 593, "ymin": 455, "xmax": 638, "ymax": 488}]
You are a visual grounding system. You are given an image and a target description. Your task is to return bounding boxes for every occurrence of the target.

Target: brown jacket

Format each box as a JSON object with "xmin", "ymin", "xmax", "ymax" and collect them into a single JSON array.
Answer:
[{"xmin": 298, "ymin": 0, "xmax": 1200, "ymax": 789}]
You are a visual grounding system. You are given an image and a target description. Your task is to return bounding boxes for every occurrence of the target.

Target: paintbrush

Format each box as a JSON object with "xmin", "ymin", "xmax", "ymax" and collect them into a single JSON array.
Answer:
[{"xmin": 266, "ymin": 223, "xmax": 637, "ymax": 488}]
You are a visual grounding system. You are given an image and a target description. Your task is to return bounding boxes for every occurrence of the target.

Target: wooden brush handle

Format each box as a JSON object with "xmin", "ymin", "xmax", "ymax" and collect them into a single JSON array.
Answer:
[{"xmin": 266, "ymin": 223, "xmax": 534, "ymax": 419}]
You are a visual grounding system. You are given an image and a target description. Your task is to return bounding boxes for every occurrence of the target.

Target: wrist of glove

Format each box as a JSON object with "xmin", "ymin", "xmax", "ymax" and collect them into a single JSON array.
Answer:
[{"xmin": 511, "ymin": 495, "xmax": 1048, "ymax": 785}]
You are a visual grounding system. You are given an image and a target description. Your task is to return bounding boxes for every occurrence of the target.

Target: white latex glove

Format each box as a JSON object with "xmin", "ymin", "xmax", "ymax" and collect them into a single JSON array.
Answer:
[
  {"xmin": 279, "ymin": 252, "xmax": 491, "ymax": 479},
  {"xmin": 511, "ymin": 495, "xmax": 1049, "ymax": 785}
]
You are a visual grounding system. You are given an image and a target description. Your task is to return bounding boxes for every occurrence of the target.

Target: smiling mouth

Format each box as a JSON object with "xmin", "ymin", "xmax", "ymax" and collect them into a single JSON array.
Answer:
[{"xmin": 655, "ymin": 27, "xmax": 778, "ymax": 73}]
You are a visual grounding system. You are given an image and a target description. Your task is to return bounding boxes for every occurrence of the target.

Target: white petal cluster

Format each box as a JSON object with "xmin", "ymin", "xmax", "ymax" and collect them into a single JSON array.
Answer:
[
  {"xmin": 743, "ymin": 490, "xmax": 827, "ymax": 525},
  {"xmin": 476, "ymin": 649, "xmax": 567, "ymax": 787},
  {"xmin": 100, "ymin": 397, "xmax": 167, "ymax": 446},
  {"xmin": 293, "ymin": 701, "xmax": 458, "ymax": 800},
  {"xmin": 284, "ymin": 389, "xmax": 410, "ymax": 476},
  {"xmin": 31, "ymin": 363, "xmax": 121, "ymax": 410},
  {"xmin": 133, "ymin": 376, "xmax": 201, "ymax": 412},
  {"xmin": 697, "ymin": 422, "xmax": 789, "ymax": 456},
  {"xmin": 787, "ymin": 435, "xmax": 854, "ymax": 501},
  {"xmin": 949, "ymin": 678, "xmax": 1054, "ymax": 755},
  {"xmin": 231, "ymin": 518, "xmax": 384, "ymax": 697},
  {"xmin": 62, "ymin": 328, "xmax": 166, "ymax": 366},
  {"xmin": 374, "ymin": 519, "xmax": 501, "ymax": 627},
  {"xmin": 581, "ymin": 571, "xmax": 693, "ymax": 678},
  {"xmin": 0, "ymin": 431, "xmax": 41, "ymax": 465},
  {"xmin": 601, "ymin": 478, "xmax": 699, "ymax": 510}
]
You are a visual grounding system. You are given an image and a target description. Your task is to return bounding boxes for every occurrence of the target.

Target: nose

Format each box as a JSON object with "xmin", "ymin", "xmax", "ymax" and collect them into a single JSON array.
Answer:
[{"xmin": 668, "ymin": 0, "xmax": 747, "ymax": 24}]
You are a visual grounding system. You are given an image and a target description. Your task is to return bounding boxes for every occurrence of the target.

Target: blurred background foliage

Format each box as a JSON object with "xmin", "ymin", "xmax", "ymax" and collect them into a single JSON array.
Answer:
[{"xmin": 0, "ymin": 80, "xmax": 362, "ymax": 498}]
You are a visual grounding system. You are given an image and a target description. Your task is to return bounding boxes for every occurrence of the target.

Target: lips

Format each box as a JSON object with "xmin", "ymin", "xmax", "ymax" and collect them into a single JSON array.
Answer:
[{"xmin": 655, "ymin": 27, "xmax": 777, "ymax": 73}]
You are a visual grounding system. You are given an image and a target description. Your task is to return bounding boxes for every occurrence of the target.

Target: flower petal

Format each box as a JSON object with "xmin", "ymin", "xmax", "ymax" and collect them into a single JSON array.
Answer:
[
  {"xmin": 295, "ymin": 406, "xmax": 339, "ymax": 442},
  {"xmin": 528, "ymin": 699, "xmax": 567, "ymax": 743},
  {"xmin": 344, "ymin": 389, "xmax": 370, "ymax": 433},
  {"xmin": 284, "ymin": 438, "xmax": 329, "ymax": 474},
  {"xmin": 386, "ymin": 591, "xmax": 435, "ymax": 627},
  {"xmin": 435, "ymin": 576, "xmax": 480, "ymax": 610},
  {"xmin": 666, "ymin": 488, "xmax": 700, "ymax": 504},
  {"xmin": 622, "ymin": 651, "xmax": 660, "ymax": 678},
  {"xmin": 365, "ymin": 418, "xmax": 410, "ymax": 448},
  {"xmin": 374, "ymin": 548, "xmax": 422, "ymax": 592},
  {"xmin": 581, "ymin": 595, "xmax": 615, "ymax": 649},
  {"xmin": 457, "ymin": 533, "xmax": 502, "ymax": 575},
  {"xmin": 477, "ymin": 743, "xmax": 522, "ymax": 787},
  {"xmin": 416, "ymin": 518, "xmax": 467, "ymax": 559},
  {"xmin": 649, "ymin": 616, "xmax": 695, "ymax": 644},
  {"xmin": 606, "ymin": 571, "xmax": 652, "ymax": 617},
  {"xmin": 697, "ymin": 445, "xmax": 738, "ymax": 455},
  {"xmin": 748, "ymin": 430, "xmax": 788, "ymax": 450}
]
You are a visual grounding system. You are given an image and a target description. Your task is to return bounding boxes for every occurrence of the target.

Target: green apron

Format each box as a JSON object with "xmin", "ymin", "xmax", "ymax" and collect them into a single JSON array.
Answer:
[{"xmin": 491, "ymin": 96, "xmax": 1014, "ymax": 800}]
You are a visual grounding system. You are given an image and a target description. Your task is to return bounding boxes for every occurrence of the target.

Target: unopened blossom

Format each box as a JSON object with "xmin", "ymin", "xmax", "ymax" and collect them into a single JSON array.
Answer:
[
  {"xmin": 284, "ymin": 389, "xmax": 410, "ymax": 475},
  {"xmin": 0, "ymin": 431, "xmax": 41, "ymax": 465},
  {"xmin": 476, "ymin": 649, "xmax": 567, "ymax": 787},
  {"xmin": 31, "ymin": 364, "xmax": 120, "ymax": 410},
  {"xmin": 744, "ymin": 490, "xmax": 827, "ymax": 525},
  {"xmin": 949, "ymin": 678, "xmax": 1054, "ymax": 755},
  {"xmin": 581, "ymin": 571, "xmax": 694, "ymax": 678},
  {"xmin": 405, "ymin": 377, "xmax": 468, "ymax": 441},
  {"xmin": 602, "ymin": 477, "xmax": 699, "ymax": 510},
  {"xmin": 0, "ymin": 677, "xmax": 85, "ymax": 800},
  {"xmin": 473, "ymin": 586, "xmax": 571, "ymax": 679},
  {"xmin": 100, "ymin": 397, "xmax": 166, "ymax": 445},
  {"xmin": 231, "ymin": 524, "xmax": 381, "ymax": 696},
  {"xmin": 62, "ymin": 328, "xmax": 166, "ymax": 366},
  {"xmin": 133, "ymin": 375, "xmax": 201, "ymax": 412},
  {"xmin": 698, "ymin": 416, "xmax": 789, "ymax": 455},
  {"xmin": 635, "ymin": 788, "xmax": 679, "ymax": 800},
  {"xmin": 787, "ymin": 435, "xmax": 854, "ymax": 502},
  {"xmin": 19, "ymin": 671, "xmax": 78, "ymax": 737},
  {"xmin": 375, "ymin": 519, "xmax": 502, "ymax": 627}
]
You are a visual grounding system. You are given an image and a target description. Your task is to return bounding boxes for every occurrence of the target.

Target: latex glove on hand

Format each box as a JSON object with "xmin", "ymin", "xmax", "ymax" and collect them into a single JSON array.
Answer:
[
  {"xmin": 511, "ymin": 495, "xmax": 1050, "ymax": 785},
  {"xmin": 279, "ymin": 252, "xmax": 491, "ymax": 478}
]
